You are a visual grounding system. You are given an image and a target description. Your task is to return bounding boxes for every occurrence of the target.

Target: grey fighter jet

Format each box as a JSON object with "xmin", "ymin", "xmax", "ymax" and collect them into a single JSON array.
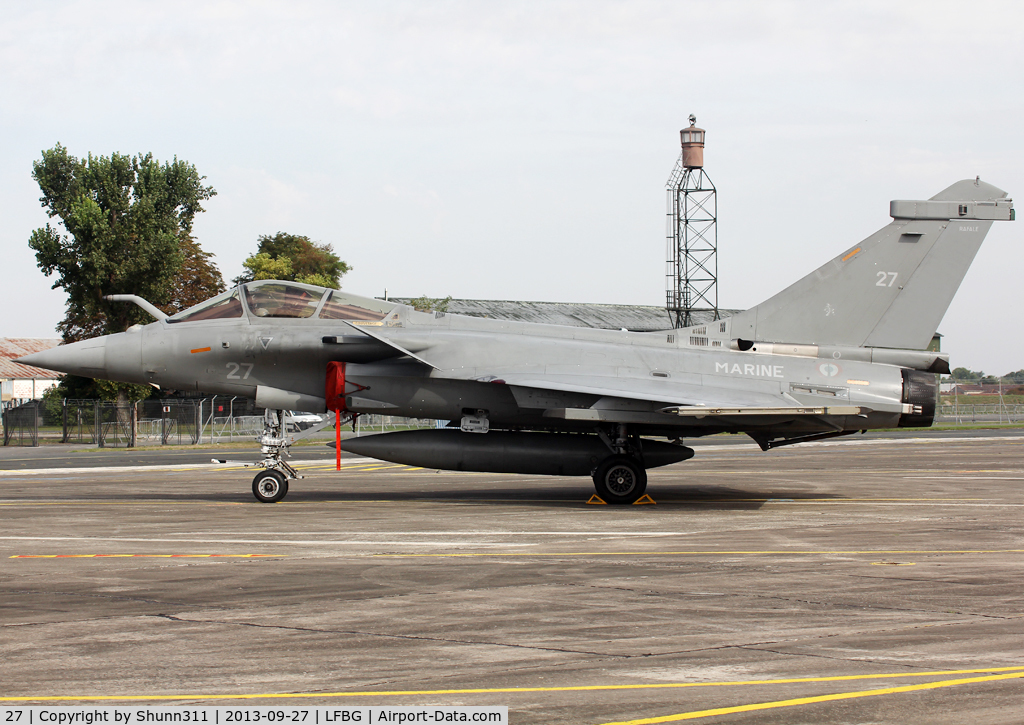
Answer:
[{"xmin": 19, "ymin": 179, "xmax": 1014, "ymax": 504}]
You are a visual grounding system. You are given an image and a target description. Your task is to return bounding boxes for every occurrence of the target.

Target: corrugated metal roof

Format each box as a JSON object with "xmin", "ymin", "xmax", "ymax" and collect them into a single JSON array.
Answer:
[
  {"xmin": 394, "ymin": 299, "xmax": 737, "ymax": 332},
  {"xmin": 0, "ymin": 338, "xmax": 62, "ymax": 379}
]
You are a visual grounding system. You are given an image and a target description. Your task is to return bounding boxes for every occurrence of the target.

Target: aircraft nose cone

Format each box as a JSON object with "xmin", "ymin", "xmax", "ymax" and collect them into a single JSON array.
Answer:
[
  {"xmin": 15, "ymin": 330, "xmax": 144, "ymax": 385},
  {"xmin": 16, "ymin": 338, "xmax": 108, "ymax": 378}
]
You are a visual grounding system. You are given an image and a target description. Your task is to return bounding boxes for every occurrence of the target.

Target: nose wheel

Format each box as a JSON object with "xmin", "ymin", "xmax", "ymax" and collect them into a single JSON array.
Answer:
[
  {"xmin": 252, "ymin": 470, "xmax": 288, "ymax": 503},
  {"xmin": 213, "ymin": 409, "xmax": 341, "ymax": 503},
  {"xmin": 593, "ymin": 455, "xmax": 647, "ymax": 505}
]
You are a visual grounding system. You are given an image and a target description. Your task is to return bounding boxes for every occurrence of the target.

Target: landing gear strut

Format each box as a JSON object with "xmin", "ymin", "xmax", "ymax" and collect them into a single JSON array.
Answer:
[
  {"xmin": 213, "ymin": 409, "xmax": 342, "ymax": 503},
  {"xmin": 591, "ymin": 424, "xmax": 648, "ymax": 504}
]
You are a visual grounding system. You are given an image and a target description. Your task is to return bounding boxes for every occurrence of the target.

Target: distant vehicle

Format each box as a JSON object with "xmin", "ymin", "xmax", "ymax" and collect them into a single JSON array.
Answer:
[
  {"xmin": 19, "ymin": 179, "xmax": 1014, "ymax": 504},
  {"xmin": 285, "ymin": 411, "xmax": 324, "ymax": 431}
]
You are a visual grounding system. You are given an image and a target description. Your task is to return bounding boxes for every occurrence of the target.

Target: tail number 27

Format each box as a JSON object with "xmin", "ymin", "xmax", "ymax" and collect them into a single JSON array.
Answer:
[
  {"xmin": 226, "ymin": 362, "xmax": 254, "ymax": 379},
  {"xmin": 876, "ymin": 271, "xmax": 898, "ymax": 287}
]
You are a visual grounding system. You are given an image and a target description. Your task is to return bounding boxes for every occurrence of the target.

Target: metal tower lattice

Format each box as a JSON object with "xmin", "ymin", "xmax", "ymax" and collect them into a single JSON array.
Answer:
[{"xmin": 665, "ymin": 157, "xmax": 719, "ymax": 329}]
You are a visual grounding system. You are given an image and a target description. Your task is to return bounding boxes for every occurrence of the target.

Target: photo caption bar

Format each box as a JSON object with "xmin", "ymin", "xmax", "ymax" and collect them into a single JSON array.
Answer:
[{"xmin": 0, "ymin": 708, "xmax": 507, "ymax": 725}]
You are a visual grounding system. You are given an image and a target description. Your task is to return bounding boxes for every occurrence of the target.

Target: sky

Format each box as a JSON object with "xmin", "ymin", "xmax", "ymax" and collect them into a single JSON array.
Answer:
[{"xmin": 1, "ymin": 1, "xmax": 1021, "ymax": 374}]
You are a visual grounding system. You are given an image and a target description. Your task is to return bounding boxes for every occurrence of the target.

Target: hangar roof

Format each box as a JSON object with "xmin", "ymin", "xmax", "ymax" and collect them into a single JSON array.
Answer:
[{"xmin": 0, "ymin": 338, "xmax": 62, "ymax": 379}]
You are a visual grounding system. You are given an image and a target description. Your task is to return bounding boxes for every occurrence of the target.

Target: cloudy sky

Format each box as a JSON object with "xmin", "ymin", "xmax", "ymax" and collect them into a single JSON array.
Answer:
[{"xmin": 2, "ymin": 1, "xmax": 1021, "ymax": 374}]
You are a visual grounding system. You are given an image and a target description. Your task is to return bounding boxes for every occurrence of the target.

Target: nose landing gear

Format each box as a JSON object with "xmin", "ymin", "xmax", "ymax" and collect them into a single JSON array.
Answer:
[
  {"xmin": 252, "ymin": 469, "xmax": 288, "ymax": 503},
  {"xmin": 213, "ymin": 408, "xmax": 343, "ymax": 503}
]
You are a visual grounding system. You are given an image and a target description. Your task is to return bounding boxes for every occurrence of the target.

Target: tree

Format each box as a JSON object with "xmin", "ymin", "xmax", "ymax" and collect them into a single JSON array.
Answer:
[
  {"xmin": 28, "ymin": 144, "xmax": 219, "ymax": 401},
  {"xmin": 240, "ymin": 252, "xmax": 297, "ymax": 282},
  {"xmin": 236, "ymin": 232, "xmax": 350, "ymax": 288},
  {"xmin": 950, "ymin": 367, "xmax": 984, "ymax": 382},
  {"xmin": 168, "ymin": 236, "xmax": 226, "ymax": 313},
  {"xmin": 1004, "ymin": 369, "xmax": 1024, "ymax": 384},
  {"xmin": 408, "ymin": 294, "xmax": 453, "ymax": 313},
  {"xmin": 29, "ymin": 144, "xmax": 219, "ymax": 339}
]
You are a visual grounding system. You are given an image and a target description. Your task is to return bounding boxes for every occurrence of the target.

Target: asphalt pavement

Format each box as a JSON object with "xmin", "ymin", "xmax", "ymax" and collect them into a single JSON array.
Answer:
[{"xmin": 1, "ymin": 429, "xmax": 1023, "ymax": 723}]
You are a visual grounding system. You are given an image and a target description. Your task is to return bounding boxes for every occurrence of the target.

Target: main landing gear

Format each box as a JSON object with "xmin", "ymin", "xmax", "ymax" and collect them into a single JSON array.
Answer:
[
  {"xmin": 591, "ymin": 424, "xmax": 648, "ymax": 505},
  {"xmin": 213, "ymin": 409, "xmax": 341, "ymax": 503}
]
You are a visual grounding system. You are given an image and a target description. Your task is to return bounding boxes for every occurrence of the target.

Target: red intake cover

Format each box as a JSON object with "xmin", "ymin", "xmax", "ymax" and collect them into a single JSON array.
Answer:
[{"xmin": 325, "ymin": 361, "xmax": 347, "ymax": 411}]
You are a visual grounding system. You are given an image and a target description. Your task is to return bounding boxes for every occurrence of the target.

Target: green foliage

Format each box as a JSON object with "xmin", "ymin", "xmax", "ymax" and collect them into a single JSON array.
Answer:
[
  {"xmin": 52, "ymin": 374, "xmax": 102, "ymax": 399},
  {"xmin": 167, "ymin": 237, "xmax": 226, "ymax": 313},
  {"xmin": 94, "ymin": 379, "xmax": 155, "ymax": 403},
  {"xmin": 1004, "ymin": 369, "xmax": 1024, "ymax": 384},
  {"xmin": 949, "ymin": 367, "xmax": 985, "ymax": 381},
  {"xmin": 242, "ymin": 252, "xmax": 295, "ymax": 281},
  {"xmin": 41, "ymin": 384, "xmax": 65, "ymax": 421},
  {"xmin": 28, "ymin": 144, "xmax": 219, "ymax": 402},
  {"xmin": 945, "ymin": 367, "xmax": 1019, "ymax": 385},
  {"xmin": 235, "ymin": 232, "xmax": 350, "ymax": 288},
  {"xmin": 293, "ymin": 272, "xmax": 337, "ymax": 288},
  {"xmin": 409, "ymin": 295, "xmax": 453, "ymax": 313},
  {"xmin": 29, "ymin": 144, "xmax": 218, "ymax": 340},
  {"xmin": 42, "ymin": 373, "xmax": 157, "ymax": 403}
]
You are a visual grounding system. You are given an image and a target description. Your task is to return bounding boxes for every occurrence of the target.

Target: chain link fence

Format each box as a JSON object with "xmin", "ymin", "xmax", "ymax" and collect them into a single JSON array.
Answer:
[
  {"xmin": 2, "ymin": 401, "xmax": 40, "ymax": 446},
  {"xmin": 2, "ymin": 395, "xmax": 440, "ymax": 447},
  {"xmin": 5, "ymin": 377, "xmax": 1022, "ymax": 447},
  {"xmin": 938, "ymin": 377, "xmax": 1024, "ymax": 424}
]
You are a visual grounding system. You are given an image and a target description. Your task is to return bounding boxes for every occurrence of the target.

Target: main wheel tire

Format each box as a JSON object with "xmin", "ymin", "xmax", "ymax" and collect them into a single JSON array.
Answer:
[
  {"xmin": 252, "ymin": 470, "xmax": 288, "ymax": 503},
  {"xmin": 593, "ymin": 455, "xmax": 647, "ymax": 505}
]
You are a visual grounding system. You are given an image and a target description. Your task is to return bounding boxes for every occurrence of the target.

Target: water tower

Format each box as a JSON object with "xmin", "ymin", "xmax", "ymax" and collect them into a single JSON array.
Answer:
[{"xmin": 665, "ymin": 114, "xmax": 719, "ymax": 328}]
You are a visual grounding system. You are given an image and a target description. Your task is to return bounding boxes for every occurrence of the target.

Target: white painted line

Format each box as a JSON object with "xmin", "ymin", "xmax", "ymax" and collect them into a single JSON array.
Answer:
[
  {"xmin": 901, "ymin": 476, "xmax": 1024, "ymax": 480},
  {"xmin": 0, "ymin": 535, "xmax": 532, "ymax": 547},
  {"xmin": 692, "ymin": 435, "xmax": 1024, "ymax": 452},
  {"xmin": 173, "ymin": 531, "xmax": 694, "ymax": 536},
  {"xmin": 0, "ymin": 458, "xmax": 377, "ymax": 477}
]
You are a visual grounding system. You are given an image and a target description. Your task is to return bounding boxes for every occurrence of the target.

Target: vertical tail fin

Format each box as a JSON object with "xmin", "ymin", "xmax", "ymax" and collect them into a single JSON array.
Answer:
[{"xmin": 727, "ymin": 179, "xmax": 1013, "ymax": 350}]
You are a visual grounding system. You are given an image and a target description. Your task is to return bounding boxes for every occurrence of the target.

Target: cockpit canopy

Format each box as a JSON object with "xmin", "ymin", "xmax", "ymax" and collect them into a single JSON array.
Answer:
[
  {"xmin": 167, "ymin": 281, "xmax": 397, "ymax": 323},
  {"xmin": 245, "ymin": 282, "xmax": 325, "ymax": 319},
  {"xmin": 167, "ymin": 288, "xmax": 244, "ymax": 322}
]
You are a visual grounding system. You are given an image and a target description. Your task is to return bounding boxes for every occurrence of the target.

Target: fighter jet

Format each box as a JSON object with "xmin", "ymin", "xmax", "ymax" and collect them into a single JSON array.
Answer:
[{"xmin": 19, "ymin": 179, "xmax": 1014, "ymax": 504}]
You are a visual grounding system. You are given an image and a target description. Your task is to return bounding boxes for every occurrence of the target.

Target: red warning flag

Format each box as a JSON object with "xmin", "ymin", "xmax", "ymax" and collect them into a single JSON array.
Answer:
[{"xmin": 326, "ymin": 362, "xmax": 347, "ymax": 470}]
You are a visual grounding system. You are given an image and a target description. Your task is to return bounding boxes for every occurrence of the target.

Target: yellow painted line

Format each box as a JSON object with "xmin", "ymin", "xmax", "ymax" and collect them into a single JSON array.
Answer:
[
  {"xmin": 190, "ymin": 347, "xmax": 212, "ymax": 354},
  {"xmin": 9, "ymin": 554, "xmax": 282, "ymax": 559},
  {"xmin": 374, "ymin": 548, "xmax": 1024, "ymax": 559},
  {"xmin": 597, "ymin": 670, "xmax": 1024, "ymax": 724},
  {"xmin": 170, "ymin": 466, "xmax": 248, "ymax": 472},
  {"xmin": 2, "ymin": 667, "xmax": 1024, "ymax": 702},
  {"xmin": 841, "ymin": 247, "xmax": 861, "ymax": 262},
  {"xmin": 292, "ymin": 463, "xmax": 413, "ymax": 472}
]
